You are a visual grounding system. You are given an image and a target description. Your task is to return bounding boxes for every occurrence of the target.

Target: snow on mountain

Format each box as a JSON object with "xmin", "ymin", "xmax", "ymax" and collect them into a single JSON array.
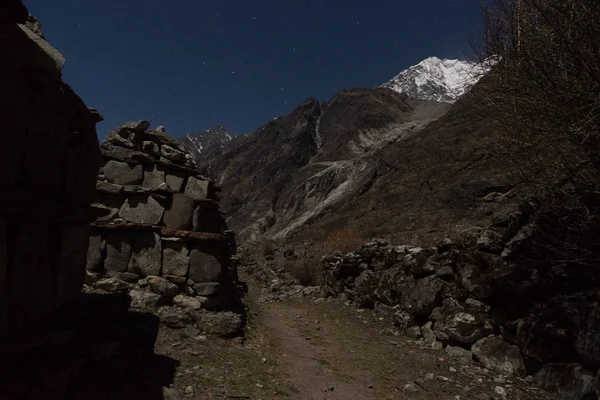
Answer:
[
  {"xmin": 179, "ymin": 125, "xmax": 232, "ymax": 162},
  {"xmin": 382, "ymin": 57, "xmax": 490, "ymax": 103}
]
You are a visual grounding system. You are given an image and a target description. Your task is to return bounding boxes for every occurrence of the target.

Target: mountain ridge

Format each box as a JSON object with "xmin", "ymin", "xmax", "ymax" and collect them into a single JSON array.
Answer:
[{"xmin": 381, "ymin": 56, "xmax": 489, "ymax": 103}]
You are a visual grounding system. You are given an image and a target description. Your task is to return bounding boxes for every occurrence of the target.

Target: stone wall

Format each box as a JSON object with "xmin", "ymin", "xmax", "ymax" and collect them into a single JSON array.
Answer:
[
  {"xmin": 86, "ymin": 121, "xmax": 241, "ymax": 316},
  {"xmin": 0, "ymin": 1, "xmax": 101, "ymax": 340},
  {"xmin": 321, "ymin": 227, "xmax": 600, "ymax": 399}
]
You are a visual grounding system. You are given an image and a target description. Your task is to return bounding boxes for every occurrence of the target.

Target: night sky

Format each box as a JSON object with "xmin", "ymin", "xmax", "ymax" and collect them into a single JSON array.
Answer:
[{"xmin": 24, "ymin": 0, "xmax": 482, "ymax": 140}]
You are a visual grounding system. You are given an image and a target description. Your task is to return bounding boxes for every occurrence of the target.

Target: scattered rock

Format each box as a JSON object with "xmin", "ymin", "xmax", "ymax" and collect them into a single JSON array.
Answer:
[
  {"xmin": 403, "ymin": 383, "xmax": 418, "ymax": 392},
  {"xmin": 147, "ymin": 276, "xmax": 181, "ymax": 297},
  {"xmin": 92, "ymin": 277, "xmax": 131, "ymax": 293},
  {"xmin": 105, "ymin": 270, "xmax": 139, "ymax": 283},
  {"xmin": 193, "ymin": 311, "xmax": 242, "ymax": 337},
  {"xmin": 180, "ymin": 325, "xmax": 200, "ymax": 339},
  {"xmin": 173, "ymin": 294, "xmax": 202, "ymax": 310},
  {"xmin": 129, "ymin": 289, "xmax": 167, "ymax": 310},
  {"xmin": 158, "ymin": 306, "xmax": 194, "ymax": 329},
  {"xmin": 445, "ymin": 346, "xmax": 473, "ymax": 363},
  {"xmin": 493, "ymin": 386, "xmax": 507, "ymax": 399},
  {"xmin": 192, "ymin": 282, "xmax": 220, "ymax": 296},
  {"xmin": 406, "ymin": 325, "xmax": 422, "ymax": 339},
  {"xmin": 162, "ymin": 386, "xmax": 182, "ymax": 400}
]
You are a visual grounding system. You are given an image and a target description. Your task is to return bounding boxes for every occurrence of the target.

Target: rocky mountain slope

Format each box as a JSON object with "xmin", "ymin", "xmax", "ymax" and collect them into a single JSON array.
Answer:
[
  {"xmin": 197, "ymin": 87, "xmax": 453, "ymax": 242},
  {"xmin": 179, "ymin": 125, "xmax": 234, "ymax": 164},
  {"xmin": 382, "ymin": 57, "xmax": 490, "ymax": 103}
]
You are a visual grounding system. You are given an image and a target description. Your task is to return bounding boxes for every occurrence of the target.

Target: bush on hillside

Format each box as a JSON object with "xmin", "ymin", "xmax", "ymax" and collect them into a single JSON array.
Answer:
[{"xmin": 473, "ymin": 0, "xmax": 600, "ymax": 268}]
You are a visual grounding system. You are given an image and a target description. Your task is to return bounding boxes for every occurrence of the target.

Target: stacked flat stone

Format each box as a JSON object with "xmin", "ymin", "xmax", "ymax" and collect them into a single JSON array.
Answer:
[{"xmin": 87, "ymin": 121, "xmax": 238, "ymax": 311}]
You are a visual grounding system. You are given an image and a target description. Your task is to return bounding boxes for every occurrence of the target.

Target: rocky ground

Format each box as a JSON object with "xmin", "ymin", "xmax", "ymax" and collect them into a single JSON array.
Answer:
[{"xmin": 154, "ymin": 272, "xmax": 559, "ymax": 400}]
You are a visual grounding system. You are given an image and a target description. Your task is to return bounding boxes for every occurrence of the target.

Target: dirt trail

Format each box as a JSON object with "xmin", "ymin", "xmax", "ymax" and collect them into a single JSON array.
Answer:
[
  {"xmin": 262, "ymin": 300, "xmax": 382, "ymax": 400},
  {"xmin": 156, "ymin": 292, "xmax": 557, "ymax": 400},
  {"xmin": 258, "ymin": 296, "xmax": 556, "ymax": 400}
]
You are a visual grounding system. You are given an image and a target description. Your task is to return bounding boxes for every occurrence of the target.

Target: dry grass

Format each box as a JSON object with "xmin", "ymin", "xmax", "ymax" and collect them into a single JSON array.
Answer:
[
  {"xmin": 316, "ymin": 227, "xmax": 367, "ymax": 255},
  {"xmin": 285, "ymin": 258, "xmax": 321, "ymax": 286}
]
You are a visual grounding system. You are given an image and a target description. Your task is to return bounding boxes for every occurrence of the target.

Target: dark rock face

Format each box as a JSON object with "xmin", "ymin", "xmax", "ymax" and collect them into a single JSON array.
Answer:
[
  {"xmin": 0, "ymin": 4, "xmax": 174, "ymax": 399},
  {"xmin": 0, "ymin": 3, "xmax": 101, "ymax": 337}
]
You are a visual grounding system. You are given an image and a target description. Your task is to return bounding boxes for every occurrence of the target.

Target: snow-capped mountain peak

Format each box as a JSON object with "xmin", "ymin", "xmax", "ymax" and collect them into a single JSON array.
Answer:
[
  {"xmin": 382, "ymin": 56, "xmax": 490, "ymax": 103},
  {"xmin": 179, "ymin": 125, "xmax": 232, "ymax": 161}
]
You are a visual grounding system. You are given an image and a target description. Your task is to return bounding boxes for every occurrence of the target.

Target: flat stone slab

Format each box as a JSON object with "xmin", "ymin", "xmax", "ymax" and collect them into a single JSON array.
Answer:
[
  {"xmin": 163, "ymin": 168, "xmax": 186, "ymax": 192},
  {"xmin": 104, "ymin": 232, "xmax": 132, "ymax": 273},
  {"xmin": 119, "ymin": 194, "xmax": 164, "ymax": 225},
  {"xmin": 142, "ymin": 165, "xmax": 165, "ymax": 190},
  {"xmin": 188, "ymin": 250, "xmax": 222, "ymax": 283},
  {"xmin": 184, "ymin": 177, "xmax": 210, "ymax": 200},
  {"xmin": 163, "ymin": 193, "xmax": 194, "ymax": 230},
  {"xmin": 103, "ymin": 160, "xmax": 143, "ymax": 185},
  {"xmin": 86, "ymin": 235, "xmax": 104, "ymax": 272},
  {"xmin": 128, "ymin": 232, "xmax": 161, "ymax": 277},
  {"xmin": 162, "ymin": 241, "xmax": 190, "ymax": 277}
]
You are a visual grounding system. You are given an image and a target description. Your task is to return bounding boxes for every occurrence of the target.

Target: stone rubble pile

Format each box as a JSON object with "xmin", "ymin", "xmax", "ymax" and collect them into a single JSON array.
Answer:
[
  {"xmin": 86, "ymin": 121, "xmax": 244, "ymax": 336},
  {"xmin": 321, "ymin": 225, "xmax": 600, "ymax": 400}
]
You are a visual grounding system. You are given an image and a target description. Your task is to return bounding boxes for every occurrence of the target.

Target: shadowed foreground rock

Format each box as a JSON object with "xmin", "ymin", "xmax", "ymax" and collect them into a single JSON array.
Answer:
[{"xmin": 0, "ymin": 3, "xmax": 176, "ymax": 398}]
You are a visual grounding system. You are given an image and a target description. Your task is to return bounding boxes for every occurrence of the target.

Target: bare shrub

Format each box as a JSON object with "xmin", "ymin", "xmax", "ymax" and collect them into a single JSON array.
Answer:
[
  {"xmin": 317, "ymin": 227, "xmax": 367, "ymax": 255},
  {"xmin": 286, "ymin": 258, "xmax": 321, "ymax": 286},
  {"xmin": 472, "ymin": 0, "xmax": 600, "ymax": 267}
]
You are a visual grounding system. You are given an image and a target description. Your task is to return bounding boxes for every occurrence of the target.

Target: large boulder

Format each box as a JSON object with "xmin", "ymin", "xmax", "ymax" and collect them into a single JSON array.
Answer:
[
  {"xmin": 534, "ymin": 363, "xmax": 597, "ymax": 400},
  {"xmin": 401, "ymin": 276, "xmax": 445, "ymax": 318},
  {"xmin": 191, "ymin": 311, "xmax": 242, "ymax": 337},
  {"xmin": 471, "ymin": 335, "xmax": 526, "ymax": 376},
  {"xmin": 432, "ymin": 298, "xmax": 494, "ymax": 345}
]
